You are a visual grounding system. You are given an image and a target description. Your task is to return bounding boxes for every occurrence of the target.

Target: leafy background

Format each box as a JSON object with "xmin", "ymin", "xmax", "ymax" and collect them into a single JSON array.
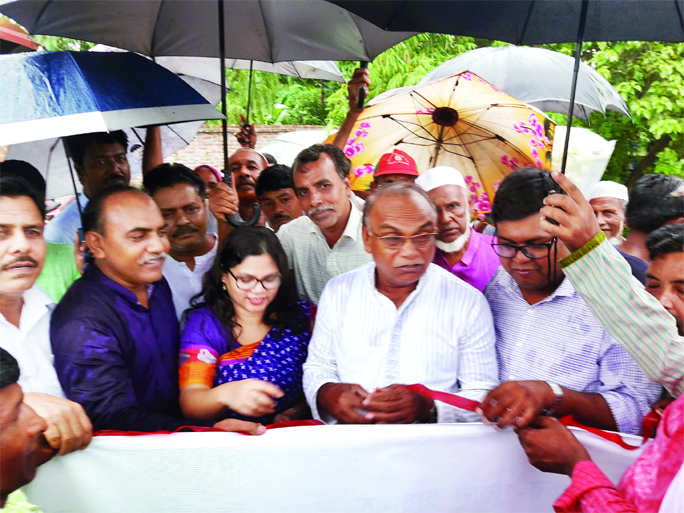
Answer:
[{"xmin": 27, "ymin": 31, "xmax": 684, "ymax": 186}]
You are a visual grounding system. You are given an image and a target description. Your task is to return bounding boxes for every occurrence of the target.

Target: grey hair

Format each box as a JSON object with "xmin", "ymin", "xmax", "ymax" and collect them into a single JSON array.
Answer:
[
  {"xmin": 619, "ymin": 199, "xmax": 628, "ymax": 213},
  {"xmin": 363, "ymin": 182, "xmax": 438, "ymax": 227}
]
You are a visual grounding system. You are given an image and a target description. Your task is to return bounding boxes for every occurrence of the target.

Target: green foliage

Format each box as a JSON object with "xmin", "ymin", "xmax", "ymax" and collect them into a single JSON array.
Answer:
[{"xmin": 33, "ymin": 34, "xmax": 94, "ymax": 51}]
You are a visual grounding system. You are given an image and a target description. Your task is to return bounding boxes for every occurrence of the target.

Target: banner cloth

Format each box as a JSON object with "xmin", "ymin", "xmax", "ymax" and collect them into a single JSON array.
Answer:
[{"xmin": 24, "ymin": 423, "xmax": 644, "ymax": 513}]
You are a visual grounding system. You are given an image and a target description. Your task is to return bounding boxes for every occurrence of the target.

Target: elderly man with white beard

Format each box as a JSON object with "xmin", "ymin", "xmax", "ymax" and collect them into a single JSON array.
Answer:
[{"xmin": 416, "ymin": 167, "xmax": 501, "ymax": 292}]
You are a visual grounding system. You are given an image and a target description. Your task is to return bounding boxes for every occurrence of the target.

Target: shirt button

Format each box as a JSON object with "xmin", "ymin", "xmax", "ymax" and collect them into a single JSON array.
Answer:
[
  {"xmin": 526, "ymin": 309, "xmax": 533, "ymax": 314},
  {"xmin": 509, "ymin": 375, "xmax": 515, "ymax": 380},
  {"xmin": 516, "ymin": 342, "xmax": 523, "ymax": 347}
]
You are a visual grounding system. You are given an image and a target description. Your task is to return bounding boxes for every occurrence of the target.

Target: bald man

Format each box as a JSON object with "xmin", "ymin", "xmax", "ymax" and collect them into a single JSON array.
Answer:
[{"xmin": 228, "ymin": 148, "xmax": 269, "ymax": 225}]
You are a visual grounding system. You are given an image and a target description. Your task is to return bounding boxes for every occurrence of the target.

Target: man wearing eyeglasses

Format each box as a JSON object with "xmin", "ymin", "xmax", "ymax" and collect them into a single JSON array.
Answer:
[
  {"xmin": 416, "ymin": 166, "xmax": 501, "ymax": 292},
  {"xmin": 477, "ymin": 168, "xmax": 660, "ymax": 435},
  {"xmin": 303, "ymin": 183, "xmax": 499, "ymax": 424}
]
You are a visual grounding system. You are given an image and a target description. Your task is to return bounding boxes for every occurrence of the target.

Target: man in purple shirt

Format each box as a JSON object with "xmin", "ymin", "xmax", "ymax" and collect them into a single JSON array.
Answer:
[
  {"xmin": 50, "ymin": 185, "xmax": 264, "ymax": 435},
  {"xmin": 415, "ymin": 167, "xmax": 500, "ymax": 292}
]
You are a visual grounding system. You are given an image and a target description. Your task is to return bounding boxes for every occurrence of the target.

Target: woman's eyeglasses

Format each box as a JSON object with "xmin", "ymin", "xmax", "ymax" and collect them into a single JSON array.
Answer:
[{"xmin": 228, "ymin": 270, "xmax": 281, "ymax": 291}]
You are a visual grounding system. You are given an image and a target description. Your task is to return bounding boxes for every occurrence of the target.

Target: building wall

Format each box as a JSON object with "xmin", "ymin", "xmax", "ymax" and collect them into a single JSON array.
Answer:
[{"xmin": 165, "ymin": 124, "xmax": 328, "ymax": 172}]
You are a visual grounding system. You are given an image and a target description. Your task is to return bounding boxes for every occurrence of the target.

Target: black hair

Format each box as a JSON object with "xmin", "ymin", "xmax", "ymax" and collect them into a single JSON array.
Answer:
[
  {"xmin": 143, "ymin": 163, "xmax": 206, "ymax": 200},
  {"xmin": 0, "ymin": 174, "xmax": 46, "ymax": 220},
  {"xmin": 263, "ymin": 153, "xmax": 278, "ymax": 165},
  {"xmin": 65, "ymin": 131, "xmax": 128, "ymax": 168},
  {"xmin": 626, "ymin": 174, "xmax": 684, "ymax": 233},
  {"xmin": 491, "ymin": 167, "xmax": 562, "ymax": 224},
  {"xmin": 0, "ymin": 348, "xmax": 20, "ymax": 391},
  {"xmin": 189, "ymin": 227, "xmax": 305, "ymax": 335},
  {"xmin": 647, "ymin": 224, "xmax": 684, "ymax": 261},
  {"xmin": 293, "ymin": 144, "xmax": 351, "ymax": 182},
  {"xmin": 82, "ymin": 184, "xmax": 148, "ymax": 234},
  {"xmin": 0, "ymin": 160, "xmax": 46, "ymax": 196},
  {"xmin": 363, "ymin": 182, "xmax": 437, "ymax": 227},
  {"xmin": 255, "ymin": 164, "xmax": 294, "ymax": 198}
]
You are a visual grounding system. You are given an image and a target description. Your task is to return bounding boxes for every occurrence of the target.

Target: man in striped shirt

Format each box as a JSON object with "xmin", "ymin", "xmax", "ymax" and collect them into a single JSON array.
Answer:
[
  {"xmin": 513, "ymin": 171, "xmax": 684, "ymax": 513},
  {"xmin": 479, "ymin": 168, "xmax": 660, "ymax": 435},
  {"xmin": 303, "ymin": 183, "xmax": 498, "ymax": 424}
]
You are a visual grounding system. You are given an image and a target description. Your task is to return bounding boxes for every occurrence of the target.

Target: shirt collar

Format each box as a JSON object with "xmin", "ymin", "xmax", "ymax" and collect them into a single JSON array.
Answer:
[
  {"xmin": 365, "ymin": 261, "xmax": 431, "ymax": 310},
  {"xmin": 459, "ymin": 227, "xmax": 477, "ymax": 267},
  {"xmin": 0, "ymin": 285, "xmax": 54, "ymax": 332},
  {"xmin": 500, "ymin": 267, "xmax": 576, "ymax": 305},
  {"xmin": 86, "ymin": 262, "xmax": 159, "ymax": 306},
  {"xmin": 309, "ymin": 199, "xmax": 362, "ymax": 242}
]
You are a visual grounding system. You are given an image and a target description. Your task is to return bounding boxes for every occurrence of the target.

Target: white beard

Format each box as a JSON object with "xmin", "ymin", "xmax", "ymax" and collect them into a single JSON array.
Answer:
[
  {"xmin": 607, "ymin": 221, "xmax": 625, "ymax": 246},
  {"xmin": 436, "ymin": 227, "xmax": 471, "ymax": 254}
]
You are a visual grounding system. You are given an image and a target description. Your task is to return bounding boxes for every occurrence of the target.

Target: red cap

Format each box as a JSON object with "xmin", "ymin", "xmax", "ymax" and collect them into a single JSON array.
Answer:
[{"xmin": 374, "ymin": 149, "xmax": 419, "ymax": 178}]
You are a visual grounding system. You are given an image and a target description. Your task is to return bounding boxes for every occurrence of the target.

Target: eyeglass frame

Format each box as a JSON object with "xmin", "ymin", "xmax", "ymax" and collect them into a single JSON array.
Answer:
[
  {"xmin": 490, "ymin": 238, "xmax": 558, "ymax": 260},
  {"xmin": 227, "ymin": 270, "xmax": 282, "ymax": 291},
  {"xmin": 366, "ymin": 230, "xmax": 439, "ymax": 250}
]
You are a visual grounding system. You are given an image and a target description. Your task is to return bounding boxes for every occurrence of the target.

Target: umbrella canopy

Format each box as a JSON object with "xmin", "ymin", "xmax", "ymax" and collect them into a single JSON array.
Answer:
[
  {"xmin": 417, "ymin": 46, "xmax": 631, "ymax": 121},
  {"xmin": 0, "ymin": 0, "xmax": 416, "ymax": 62},
  {"xmin": 330, "ymin": 1, "xmax": 684, "ymax": 44},
  {"xmin": 328, "ymin": 71, "xmax": 555, "ymax": 219},
  {"xmin": 4, "ymin": 74, "xmax": 222, "ymax": 199},
  {"xmin": 0, "ymin": 51, "xmax": 223, "ymax": 146},
  {"xmin": 0, "ymin": 14, "xmax": 38, "ymax": 52},
  {"xmin": 90, "ymin": 44, "xmax": 345, "ymax": 84}
]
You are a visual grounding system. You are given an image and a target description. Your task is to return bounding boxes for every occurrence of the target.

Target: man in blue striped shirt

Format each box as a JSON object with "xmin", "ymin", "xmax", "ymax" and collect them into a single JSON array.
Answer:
[{"xmin": 478, "ymin": 168, "xmax": 660, "ymax": 435}]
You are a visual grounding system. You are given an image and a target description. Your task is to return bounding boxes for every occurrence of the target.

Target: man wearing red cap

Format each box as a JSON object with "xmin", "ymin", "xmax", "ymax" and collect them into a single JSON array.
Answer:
[{"xmin": 370, "ymin": 150, "xmax": 420, "ymax": 190}]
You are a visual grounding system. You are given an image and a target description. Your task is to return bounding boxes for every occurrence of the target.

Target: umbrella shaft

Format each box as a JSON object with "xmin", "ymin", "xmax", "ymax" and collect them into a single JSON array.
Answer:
[
  {"xmin": 218, "ymin": 0, "xmax": 229, "ymax": 179},
  {"xmin": 561, "ymin": 0, "xmax": 589, "ymax": 175}
]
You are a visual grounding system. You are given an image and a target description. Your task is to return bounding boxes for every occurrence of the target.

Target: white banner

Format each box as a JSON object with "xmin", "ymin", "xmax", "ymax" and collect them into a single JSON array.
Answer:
[{"xmin": 25, "ymin": 423, "xmax": 644, "ymax": 513}]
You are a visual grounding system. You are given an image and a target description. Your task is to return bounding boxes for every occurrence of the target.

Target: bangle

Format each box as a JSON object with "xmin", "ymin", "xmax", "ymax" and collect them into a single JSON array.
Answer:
[{"xmin": 288, "ymin": 407, "xmax": 299, "ymax": 417}]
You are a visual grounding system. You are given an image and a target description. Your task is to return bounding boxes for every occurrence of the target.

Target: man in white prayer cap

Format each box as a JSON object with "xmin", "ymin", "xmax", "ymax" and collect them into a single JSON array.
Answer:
[
  {"xmin": 587, "ymin": 181, "xmax": 629, "ymax": 245},
  {"xmin": 415, "ymin": 167, "xmax": 500, "ymax": 292}
]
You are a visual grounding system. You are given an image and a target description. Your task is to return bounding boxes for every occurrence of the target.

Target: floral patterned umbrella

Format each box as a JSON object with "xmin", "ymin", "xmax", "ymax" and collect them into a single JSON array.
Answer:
[{"xmin": 327, "ymin": 71, "xmax": 555, "ymax": 220}]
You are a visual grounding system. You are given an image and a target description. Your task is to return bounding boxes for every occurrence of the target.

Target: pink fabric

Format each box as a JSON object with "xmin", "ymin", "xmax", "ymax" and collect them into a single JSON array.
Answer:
[
  {"xmin": 554, "ymin": 394, "xmax": 684, "ymax": 513},
  {"xmin": 194, "ymin": 165, "xmax": 222, "ymax": 182},
  {"xmin": 432, "ymin": 229, "xmax": 501, "ymax": 292}
]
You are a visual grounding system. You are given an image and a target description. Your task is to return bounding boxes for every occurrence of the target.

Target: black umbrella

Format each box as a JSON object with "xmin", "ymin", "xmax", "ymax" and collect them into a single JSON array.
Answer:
[{"xmin": 331, "ymin": 0, "xmax": 684, "ymax": 174}]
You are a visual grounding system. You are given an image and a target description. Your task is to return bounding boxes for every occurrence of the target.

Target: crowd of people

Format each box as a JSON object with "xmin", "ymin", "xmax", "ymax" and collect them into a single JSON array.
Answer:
[{"xmin": 0, "ymin": 69, "xmax": 683, "ymax": 512}]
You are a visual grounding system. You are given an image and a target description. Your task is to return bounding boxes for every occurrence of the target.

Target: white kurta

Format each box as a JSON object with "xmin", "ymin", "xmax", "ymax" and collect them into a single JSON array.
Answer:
[
  {"xmin": 303, "ymin": 263, "xmax": 499, "ymax": 423},
  {"xmin": 0, "ymin": 285, "xmax": 64, "ymax": 397},
  {"xmin": 162, "ymin": 234, "xmax": 218, "ymax": 320}
]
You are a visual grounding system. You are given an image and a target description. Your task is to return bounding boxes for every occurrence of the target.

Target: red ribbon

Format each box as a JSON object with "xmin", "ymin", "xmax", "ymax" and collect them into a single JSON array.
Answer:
[{"xmin": 93, "ymin": 385, "xmax": 660, "ymax": 451}]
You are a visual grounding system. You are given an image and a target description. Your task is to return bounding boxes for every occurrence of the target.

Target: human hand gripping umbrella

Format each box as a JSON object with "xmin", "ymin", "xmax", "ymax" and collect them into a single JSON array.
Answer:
[{"xmin": 328, "ymin": 71, "xmax": 555, "ymax": 220}]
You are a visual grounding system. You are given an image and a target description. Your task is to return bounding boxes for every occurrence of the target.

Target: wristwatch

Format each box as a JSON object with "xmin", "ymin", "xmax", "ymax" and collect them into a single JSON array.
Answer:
[{"xmin": 543, "ymin": 382, "xmax": 564, "ymax": 416}]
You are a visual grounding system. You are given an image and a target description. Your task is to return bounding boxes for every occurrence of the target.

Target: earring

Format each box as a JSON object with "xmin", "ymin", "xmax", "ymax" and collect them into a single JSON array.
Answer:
[{"xmin": 222, "ymin": 282, "xmax": 227, "ymax": 291}]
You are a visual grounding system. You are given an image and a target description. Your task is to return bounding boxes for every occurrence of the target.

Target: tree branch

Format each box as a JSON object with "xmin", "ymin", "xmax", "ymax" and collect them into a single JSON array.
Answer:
[{"xmin": 627, "ymin": 134, "xmax": 672, "ymax": 188}]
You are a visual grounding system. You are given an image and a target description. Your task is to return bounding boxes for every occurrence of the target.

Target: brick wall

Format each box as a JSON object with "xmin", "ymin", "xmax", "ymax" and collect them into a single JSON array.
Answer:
[{"xmin": 165, "ymin": 124, "xmax": 328, "ymax": 171}]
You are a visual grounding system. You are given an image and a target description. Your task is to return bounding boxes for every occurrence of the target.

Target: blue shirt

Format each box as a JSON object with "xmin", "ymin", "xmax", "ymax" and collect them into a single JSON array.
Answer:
[
  {"xmin": 44, "ymin": 193, "xmax": 88, "ymax": 245},
  {"xmin": 51, "ymin": 263, "xmax": 198, "ymax": 432},
  {"xmin": 484, "ymin": 267, "xmax": 661, "ymax": 435}
]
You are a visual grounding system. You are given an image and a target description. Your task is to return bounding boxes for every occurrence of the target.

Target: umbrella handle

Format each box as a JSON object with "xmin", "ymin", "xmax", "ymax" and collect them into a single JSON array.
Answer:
[
  {"xmin": 357, "ymin": 61, "xmax": 369, "ymax": 110},
  {"xmin": 222, "ymin": 170, "xmax": 262, "ymax": 227}
]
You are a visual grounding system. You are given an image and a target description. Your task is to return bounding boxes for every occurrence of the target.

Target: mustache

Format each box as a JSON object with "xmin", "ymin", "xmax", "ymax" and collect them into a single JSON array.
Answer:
[
  {"xmin": 236, "ymin": 176, "xmax": 256, "ymax": 187},
  {"xmin": 139, "ymin": 252, "xmax": 167, "ymax": 265},
  {"xmin": 171, "ymin": 226, "xmax": 200, "ymax": 238},
  {"xmin": 2, "ymin": 256, "xmax": 39, "ymax": 271},
  {"xmin": 272, "ymin": 213, "xmax": 290, "ymax": 221},
  {"xmin": 307, "ymin": 205, "xmax": 334, "ymax": 217}
]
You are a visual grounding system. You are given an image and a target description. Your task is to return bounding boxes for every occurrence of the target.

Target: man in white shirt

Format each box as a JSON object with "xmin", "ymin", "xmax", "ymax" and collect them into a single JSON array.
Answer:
[
  {"xmin": 0, "ymin": 175, "xmax": 91, "ymax": 455},
  {"xmin": 303, "ymin": 183, "xmax": 499, "ymax": 424},
  {"xmin": 278, "ymin": 144, "xmax": 373, "ymax": 304},
  {"xmin": 143, "ymin": 163, "xmax": 226, "ymax": 320}
]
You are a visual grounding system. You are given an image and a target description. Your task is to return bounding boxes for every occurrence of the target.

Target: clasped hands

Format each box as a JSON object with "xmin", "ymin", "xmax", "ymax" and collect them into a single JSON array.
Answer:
[{"xmin": 318, "ymin": 383, "xmax": 434, "ymax": 424}]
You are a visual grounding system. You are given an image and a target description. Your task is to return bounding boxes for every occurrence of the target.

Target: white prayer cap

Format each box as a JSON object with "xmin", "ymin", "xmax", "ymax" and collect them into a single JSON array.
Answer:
[
  {"xmin": 588, "ymin": 181, "xmax": 629, "ymax": 203},
  {"xmin": 415, "ymin": 166, "xmax": 467, "ymax": 192}
]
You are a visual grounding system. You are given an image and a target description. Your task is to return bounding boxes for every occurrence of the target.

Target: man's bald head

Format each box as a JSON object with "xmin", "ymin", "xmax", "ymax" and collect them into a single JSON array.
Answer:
[
  {"xmin": 362, "ymin": 183, "xmax": 438, "ymax": 289},
  {"xmin": 83, "ymin": 185, "xmax": 153, "ymax": 236},
  {"xmin": 229, "ymin": 148, "xmax": 268, "ymax": 200}
]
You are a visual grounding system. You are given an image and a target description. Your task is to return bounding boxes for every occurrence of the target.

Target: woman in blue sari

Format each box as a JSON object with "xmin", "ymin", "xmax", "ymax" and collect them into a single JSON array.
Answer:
[{"xmin": 179, "ymin": 227, "xmax": 312, "ymax": 426}]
